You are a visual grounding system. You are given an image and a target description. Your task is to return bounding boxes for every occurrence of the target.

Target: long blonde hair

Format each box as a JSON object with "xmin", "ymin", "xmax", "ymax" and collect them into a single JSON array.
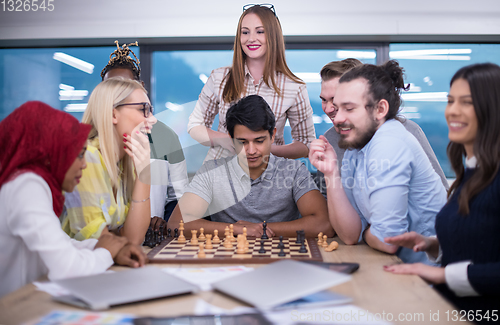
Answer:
[
  {"xmin": 222, "ymin": 5, "xmax": 303, "ymax": 103},
  {"xmin": 83, "ymin": 77, "xmax": 146, "ymax": 202}
]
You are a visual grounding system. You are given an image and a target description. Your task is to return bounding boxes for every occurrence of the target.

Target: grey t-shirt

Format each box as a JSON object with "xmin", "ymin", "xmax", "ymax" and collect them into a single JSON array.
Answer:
[
  {"xmin": 185, "ymin": 154, "xmax": 319, "ymax": 223},
  {"xmin": 316, "ymin": 118, "xmax": 449, "ymax": 196}
]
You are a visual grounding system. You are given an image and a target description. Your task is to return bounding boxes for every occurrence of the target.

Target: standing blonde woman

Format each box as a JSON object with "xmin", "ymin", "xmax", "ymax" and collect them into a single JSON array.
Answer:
[
  {"xmin": 188, "ymin": 4, "xmax": 315, "ymax": 160},
  {"xmin": 64, "ymin": 77, "xmax": 157, "ymax": 245}
]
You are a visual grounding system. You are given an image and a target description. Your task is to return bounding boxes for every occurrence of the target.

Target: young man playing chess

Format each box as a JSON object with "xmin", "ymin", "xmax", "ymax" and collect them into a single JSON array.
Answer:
[{"xmin": 168, "ymin": 95, "xmax": 334, "ymax": 238}]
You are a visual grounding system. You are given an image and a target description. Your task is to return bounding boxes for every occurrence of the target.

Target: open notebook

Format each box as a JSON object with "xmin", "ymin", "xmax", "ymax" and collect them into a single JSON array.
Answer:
[{"xmin": 52, "ymin": 266, "xmax": 198, "ymax": 310}]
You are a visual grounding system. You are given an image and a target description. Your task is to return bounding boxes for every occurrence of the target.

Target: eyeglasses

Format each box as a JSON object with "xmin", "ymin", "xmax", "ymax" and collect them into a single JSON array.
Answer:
[
  {"xmin": 115, "ymin": 102, "xmax": 154, "ymax": 118},
  {"xmin": 243, "ymin": 3, "xmax": 276, "ymax": 16}
]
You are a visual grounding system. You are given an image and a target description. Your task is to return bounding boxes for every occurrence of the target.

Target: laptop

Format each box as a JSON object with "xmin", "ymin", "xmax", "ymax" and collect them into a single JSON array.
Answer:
[
  {"xmin": 52, "ymin": 266, "xmax": 199, "ymax": 310},
  {"xmin": 212, "ymin": 260, "xmax": 351, "ymax": 310}
]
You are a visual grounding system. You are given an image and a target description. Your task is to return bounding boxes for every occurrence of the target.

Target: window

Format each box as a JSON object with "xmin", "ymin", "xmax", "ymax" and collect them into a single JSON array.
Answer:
[
  {"xmin": 389, "ymin": 43, "xmax": 500, "ymax": 177},
  {"xmin": 0, "ymin": 46, "xmax": 132, "ymax": 121},
  {"xmin": 152, "ymin": 48, "xmax": 376, "ymax": 173}
]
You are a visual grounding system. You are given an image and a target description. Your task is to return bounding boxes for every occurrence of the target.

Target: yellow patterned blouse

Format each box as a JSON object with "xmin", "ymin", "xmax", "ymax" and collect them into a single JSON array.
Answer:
[{"xmin": 62, "ymin": 138, "xmax": 129, "ymax": 240}]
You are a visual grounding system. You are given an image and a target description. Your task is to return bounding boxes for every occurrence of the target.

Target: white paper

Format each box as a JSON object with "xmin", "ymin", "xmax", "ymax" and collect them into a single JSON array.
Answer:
[
  {"xmin": 34, "ymin": 281, "xmax": 71, "ymax": 297},
  {"xmin": 162, "ymin": 266, "xmax": 254, "ymax": 291},
  {"xmin": 191, "ymin": 300, "xmax": 391, "ymax": 325}
]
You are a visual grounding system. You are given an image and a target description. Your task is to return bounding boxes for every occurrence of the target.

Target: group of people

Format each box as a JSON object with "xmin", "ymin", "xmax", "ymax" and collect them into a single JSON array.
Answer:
[{"xmin": 0, "ymin": 3, "xmax": 498, "ymax": 319}]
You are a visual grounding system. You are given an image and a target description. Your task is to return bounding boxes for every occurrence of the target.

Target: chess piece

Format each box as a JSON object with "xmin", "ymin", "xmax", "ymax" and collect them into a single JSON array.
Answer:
[
  {"xmin": 236, "ymin": 235, "xmax": 246, "ymax": 254},
  {"xmin": 278, "ymin": 236, "xmax": 284, "ymax": 249},
  {"xmin": 213, "ymin": 229, "xmax": 220, "ymax": 243},
  {"xmin": 299, "ymin": 230, "xmax": 305, "ymax": 243},
  {"xmin": 229, "ymin": 224, "xmax": 236, "ymax": 242},
  {"xmin": 197, "ymin": 243, "xmax": 206, "ymax": 258},
  {"xmin": 244, "ymin": 238, "xmax": 249, "ymax": 252},
  {"xmin": 224, "ymin": 226, "xmax": 230, "ymax": 238},
  {"xmin": 258, "ymin": 240, "xmax": 266, "ymax": 254},
  {"xmin": 199, "ymin": 228, "xmax": 206, "ymax": 241},
  {"xmin": 296, "ymin": 230, "xmax": 301, "ymax": 244},
  {"xmin": 243, "ymin": 227, "xmax": 247, "ymax": 238},
  {"xmin": 299, "ymin": 241, "xmax": 308, "ymax": 253},
  {"xmin": 191, "ymin": 230, "xmax": 198, "ymax": 245},
  {"xmin": 322, "ymin": 235, "xmax": 328, "ymax": 248},
  {"xmin": 153, "ymin": 229, "xmax": 159, "ymax": 246},
  {"xmin": 325, "ymin": 241, "xmax": 339, "ymax": 252},
  {"xmin": 143, "ymin": 228, "xmax": 152, "ymax": 247},
  {"xmin": 223, "ymin": 234, "xmax": 233, "ymax": 249},
  {"xmin": 261, "ymin": 221, "xmax": 269, "ymax": 240},
  {"xmin": 174, "ymin": 228, "xmax": 179, "ymax": 238},
  {"xmin": 278, "ymin": 246, "xmax": 286, "ymax": 257},
  {"xmin": 177, "ymin": 223, "xmax": 185, "ymax": 243},
  {"xmin": 317, "ymin": 232, "xmax": 323, "ymax": 245},
  {"xmin": 205, "ymin": 234, "xmax": 213, "ymax": 249},
  {"xmin": 167, "ymin": 228, "xmax": 172, "ymax": 238},
  {"xmin": 159, "ymin": 225, "xmax": 165, "ymax": 242}
]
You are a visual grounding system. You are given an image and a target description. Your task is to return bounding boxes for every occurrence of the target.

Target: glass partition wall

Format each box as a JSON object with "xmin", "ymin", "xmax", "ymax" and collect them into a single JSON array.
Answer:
[{"xmin": 2, "ymin": 43, "xmax": 500, "ymax": 177}]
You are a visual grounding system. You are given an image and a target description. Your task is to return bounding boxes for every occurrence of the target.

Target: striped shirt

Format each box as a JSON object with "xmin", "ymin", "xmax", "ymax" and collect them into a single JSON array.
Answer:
[{"xmin": 187, "ymin": 66, "xmax": 316, "ymax": 160}]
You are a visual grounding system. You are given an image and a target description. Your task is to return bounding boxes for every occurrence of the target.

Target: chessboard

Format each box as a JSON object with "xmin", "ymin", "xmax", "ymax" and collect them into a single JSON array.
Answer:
[{"xmin": 147, "ymin": 236, "xmax": 323, "ymax": 264}]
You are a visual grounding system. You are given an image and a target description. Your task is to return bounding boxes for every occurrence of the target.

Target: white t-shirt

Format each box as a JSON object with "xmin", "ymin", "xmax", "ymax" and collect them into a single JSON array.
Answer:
[{"xmin": 0, "ymin": 173, "xmax": 113, "ymax": 297}]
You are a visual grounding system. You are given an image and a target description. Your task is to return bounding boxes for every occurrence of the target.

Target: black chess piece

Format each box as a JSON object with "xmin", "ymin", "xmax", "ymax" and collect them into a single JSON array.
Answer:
[
  {"xmin": 143, "ymin": 228, "xmax": 152, "ymax": 246},
  {"xmin": 295, "ymin": 230, "xmax": 301, "ymax": 244},
  {"xmin": 278, "ymin": 236, "xmax": 284, "ymax": 249},
  {"xmin": 299, "ymin": 230, "xmax": 305, "ymax": 243},
  {"xmin": 299, "ymin": 241, "xmax": 308, "ymax": 253},
  {"xmin": 259, "ymin": 240, "xmax": 266, "ymax": 254},
  {"xmin": 261, "ymin": 221, "xmax": 269, "ymax": 240},
  {"xmin": 154, "ymin": 230, "xmax": 159, "ymax": 246},
  {"xmin": 159, "ymin": 225, "xmax": 164, "ymax": 241},
  {"xmin": 174, "ymin": 228, "xmax": 178, "ymax": 238},
  {"xmin": 167, "ymin": 228, "xmax": 172, "ymax": 238},
  {"xmin": 278, "ymin": 246, "xmax": 286, "ymax": 257}
]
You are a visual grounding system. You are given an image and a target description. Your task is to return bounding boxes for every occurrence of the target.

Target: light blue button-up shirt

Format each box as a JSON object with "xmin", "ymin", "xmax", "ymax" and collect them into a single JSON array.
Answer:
[{"xmin": 341, "ymin": 119, "xmax": 447, "ymax": 263}]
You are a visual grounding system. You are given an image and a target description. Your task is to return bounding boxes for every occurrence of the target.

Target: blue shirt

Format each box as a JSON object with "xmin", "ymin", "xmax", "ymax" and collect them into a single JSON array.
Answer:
[{"xmin": 341, "ymin": 119, "xmax": 447, "ymax": 263}]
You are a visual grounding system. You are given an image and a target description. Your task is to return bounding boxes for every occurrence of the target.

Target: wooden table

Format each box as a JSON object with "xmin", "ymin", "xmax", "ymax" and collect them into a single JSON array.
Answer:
[{"xmin": 0, "ymin": 238, "xmax": 463, "ymax": 325}]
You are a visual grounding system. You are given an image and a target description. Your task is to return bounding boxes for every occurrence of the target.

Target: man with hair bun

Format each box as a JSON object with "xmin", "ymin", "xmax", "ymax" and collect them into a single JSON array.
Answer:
[
  {"xmin": 316, "ymin": 59, "xmax": 448, "ymax": 195},
  {"xmin": 309, "ymin": 60, "xmax": 447, "ymax": 263}
]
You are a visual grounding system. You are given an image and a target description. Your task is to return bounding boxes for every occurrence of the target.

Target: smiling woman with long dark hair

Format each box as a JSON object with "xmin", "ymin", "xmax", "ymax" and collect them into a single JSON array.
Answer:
[{"xmin": 384, "ymin": 63, "xmax": 500, "ymax": 319}]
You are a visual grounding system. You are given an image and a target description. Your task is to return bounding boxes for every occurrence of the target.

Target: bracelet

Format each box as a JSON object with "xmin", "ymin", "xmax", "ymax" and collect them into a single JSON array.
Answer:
[{"xmin": 131, "ymin": 197, "xmax": 150, "ymax": 203}]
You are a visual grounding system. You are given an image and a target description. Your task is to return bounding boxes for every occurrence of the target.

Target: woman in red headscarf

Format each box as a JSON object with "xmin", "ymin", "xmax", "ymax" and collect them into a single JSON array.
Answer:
[{"xmin": 0, "ymin": 101, "xmax": 146, "ymax": 298}]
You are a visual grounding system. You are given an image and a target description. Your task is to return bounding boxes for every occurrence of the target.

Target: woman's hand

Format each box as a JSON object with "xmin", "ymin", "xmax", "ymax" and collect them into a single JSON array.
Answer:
[
  {"xmin": 384, "ymin": 263, "xmax": 446, "ymax": 285},
  {"xmin": 123, "ymin": 130, "xmax": 151, "ymax": 183},
  {"xmin": 384, "ymin": 232, "xmax": 436, "ymax": 253}
]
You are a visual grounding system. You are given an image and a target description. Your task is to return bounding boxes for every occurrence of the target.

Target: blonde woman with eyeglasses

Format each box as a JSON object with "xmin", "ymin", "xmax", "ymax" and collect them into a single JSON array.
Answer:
[
  {"xmin": 63, "ymin": 77, "xmax": 157, "ymax": 245},
  {"xmin": 188, "ymin": 4, "xmax": 315, "ymax": 160}
]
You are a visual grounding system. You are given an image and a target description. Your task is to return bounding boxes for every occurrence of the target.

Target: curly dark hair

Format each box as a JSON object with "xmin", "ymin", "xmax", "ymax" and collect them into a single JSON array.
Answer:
[{"xmin": 100, "ymin": 40, "xmax": 140, "ymax": 81}]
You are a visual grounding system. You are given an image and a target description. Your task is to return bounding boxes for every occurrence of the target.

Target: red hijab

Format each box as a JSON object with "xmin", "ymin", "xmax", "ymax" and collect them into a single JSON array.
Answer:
[{"xmin": 0, "ymin": 101, "xmax": 91, "ymax": 217}]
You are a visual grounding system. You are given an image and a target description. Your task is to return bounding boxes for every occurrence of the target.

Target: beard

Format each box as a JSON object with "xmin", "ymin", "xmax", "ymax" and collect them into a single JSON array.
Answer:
[{"xmin": 337, "ymin": 118, "xmax": 378, "ymax": 150}]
